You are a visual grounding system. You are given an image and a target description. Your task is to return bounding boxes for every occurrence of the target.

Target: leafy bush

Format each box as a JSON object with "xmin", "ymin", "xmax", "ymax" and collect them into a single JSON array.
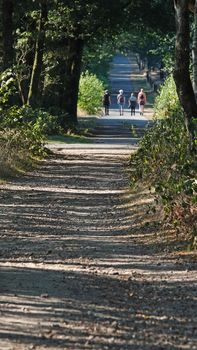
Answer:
[
  {"xmin": 154, "ymin": 75, "xmax": 181, "ymax": 119},
  {"xmin": 0, "ymin": 69, "xmax": 61, "ymax": 135},
  {"xmin": 0, "ymin": 105, "xmax": 61, "ymax": 135},
  {"xmin": 0, "ymin": 126, "xmax": 45, "ymax": 178},
  {"xmin": 130, "ymin": 75, "xmax": 197, "ymax": 247},
  {"xmin": 1, "ymin": 122, "xmax": 45, "ymax": 157},
  {"xmin": 0, "ymin": 106, "xmax": 54, "ymax": 178},
  {"xmin": 78, "ymin": 71, "xmax": 104, "ymax": 115},
  {"xmin": 0, "ymin": 69, "xmax": 17, "ymax": 108}
]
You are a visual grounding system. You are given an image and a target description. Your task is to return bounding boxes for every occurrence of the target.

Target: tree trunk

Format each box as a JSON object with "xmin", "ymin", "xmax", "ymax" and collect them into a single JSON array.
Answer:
[
  {"xmin": 192, "ymin": 1, "xmax": 197, "ymax": 95},
  {"xmin": 2, "ymin": 0, "xmax": 14, "ymax": 69},
  {"xmin": 173, "ymin": 0, "xmax": 197, "ymax": 152},
  {"xmin": 27, "ymin": 1, "xmax": 47, "ymax": 108},
  {"xmin": 61, "ymin": 38, "xmax": 84, "ymax": 126}
]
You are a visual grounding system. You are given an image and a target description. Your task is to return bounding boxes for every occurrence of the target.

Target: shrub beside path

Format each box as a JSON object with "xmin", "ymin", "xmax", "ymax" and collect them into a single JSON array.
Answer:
[{"xmin": 0, "ymin": 55, "xmax": 197, "ymax": 350}]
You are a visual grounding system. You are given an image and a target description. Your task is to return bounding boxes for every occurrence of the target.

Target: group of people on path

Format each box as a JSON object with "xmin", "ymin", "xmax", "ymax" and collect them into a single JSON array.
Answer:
[{"xmin": 102, "ymin": 88, "xmax": 146, "ymax": 116}]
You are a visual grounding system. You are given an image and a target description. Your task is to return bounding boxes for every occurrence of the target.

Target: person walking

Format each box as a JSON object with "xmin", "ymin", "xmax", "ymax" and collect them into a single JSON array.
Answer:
[
  {"xmin": 103, "ymin": 90, "xmax": 111, "ymax": 116},
  {"xmin": 137, "ymin": 88, "xmax": 147, "ymax": 116},
  {"xmin": 128, "ymin": 92, "xmax": 137, "ymax": 116},
  {"xmin": 117, "ymin": 89, "xmax": 125, "ymax": 116}
]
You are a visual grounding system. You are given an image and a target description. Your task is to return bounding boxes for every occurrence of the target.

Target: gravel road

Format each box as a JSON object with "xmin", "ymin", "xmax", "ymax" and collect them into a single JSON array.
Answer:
[{"xmin": 0, "ymin": 54, "xmax": 196, "ymax": 350}]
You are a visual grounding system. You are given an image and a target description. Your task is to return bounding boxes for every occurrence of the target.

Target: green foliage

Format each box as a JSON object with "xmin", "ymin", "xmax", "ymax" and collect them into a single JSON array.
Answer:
[
  {"xmin": 0, "ymin": 104, "xmax": 63, "ymax": 179},
  {"xmin": 149, "ymin": 34, "xmax": 175, "ymax": 73},
  {"xmin": 0, "ymin": 108, "xmax": 45, "ymax": 156},
  {"xmin": 0, "ymin": 67, "xmax": 62, "ymax": 178},
  {"xmin": 0, "ymin": 126, "xmax": 45, "ymax": 179},
  {"xmin": 78, "ymin": 71, "xmax": 104, "ymax": 115},
  {"xmin": 0, "ymin": 105, "xmax": 61, "ymax": 135},
  {"xmin": 130, "ymin": 75, "xmax": 197, "ymax": 244},
  {"xmin": 0, "ymin": 69, "xmax": 17, "ymax": 107},
  {"xmin": 82, "ymin": 39, "xmax": 115, "ymax": 87},
  {"xmin": 154, "ymin": 75, "xmax": 181, "ymax": 119}
]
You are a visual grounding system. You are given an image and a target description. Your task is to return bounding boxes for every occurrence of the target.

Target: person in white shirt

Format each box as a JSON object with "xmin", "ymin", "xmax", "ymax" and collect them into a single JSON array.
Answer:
[{"xmin": 117, "ymin": 89, "xmax": 125, "ymax": 116}]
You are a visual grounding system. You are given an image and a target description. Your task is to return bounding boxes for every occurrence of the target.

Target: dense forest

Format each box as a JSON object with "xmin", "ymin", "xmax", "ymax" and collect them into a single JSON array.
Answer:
[{"xmin": 0, "ymin": 0, "xmax": 196, "ymax": 246}]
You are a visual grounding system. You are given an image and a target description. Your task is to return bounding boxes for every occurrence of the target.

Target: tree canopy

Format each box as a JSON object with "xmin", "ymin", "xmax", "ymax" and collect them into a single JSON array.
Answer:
[
  {"xmin": 0, "ymin": 0, "xmax": 196, "ymax": 147},
  {"xmin": 0, "ymin": 0, "xmax": 176, "ymax": 122}
]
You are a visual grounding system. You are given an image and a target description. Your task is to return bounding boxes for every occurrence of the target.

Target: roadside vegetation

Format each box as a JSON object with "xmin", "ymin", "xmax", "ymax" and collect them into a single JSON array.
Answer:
[
  {"xmin": 129, "ymin": 76, "xmax": 197, "ymax": 249},
  {"xmin": 127, "ymin": 2, "xmax": 197, "ymax": 250}
]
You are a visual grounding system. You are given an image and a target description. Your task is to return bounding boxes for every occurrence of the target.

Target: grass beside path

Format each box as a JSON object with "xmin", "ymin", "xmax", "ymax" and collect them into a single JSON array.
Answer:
[
  {"xmin": 47, "ymin": 133, "xmax": 92, "ymax": 144},
  {"xmin": 47, "ymin": 116, "xmax": 98, "ymax": 144}
]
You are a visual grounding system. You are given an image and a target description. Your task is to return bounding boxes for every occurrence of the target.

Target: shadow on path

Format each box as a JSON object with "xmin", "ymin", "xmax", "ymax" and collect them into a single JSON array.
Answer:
[{"xmin": 0, "ymin": 152, "xmax": 197, "ymax": 349}]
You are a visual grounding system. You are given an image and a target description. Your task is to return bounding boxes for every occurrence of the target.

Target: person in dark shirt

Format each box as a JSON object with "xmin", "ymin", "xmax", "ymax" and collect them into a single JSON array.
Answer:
[
  {"xmin": 128, "ymin": 93, "xmax": 137, "ymax": 116},
  {"xmin": 103, "ymin": 90, "xmax": 111, "ymax": 116}
]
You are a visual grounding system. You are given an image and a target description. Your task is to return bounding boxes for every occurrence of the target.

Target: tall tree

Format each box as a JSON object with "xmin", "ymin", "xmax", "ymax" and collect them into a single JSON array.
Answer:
[
  {"xmin": 173, "ymin": 0, "xmax": 197, "ymax": 152},
  {"xmin": 191, "ymin": 1, "xmax": 197, "ymax": 95},
  {"xmin": 61, "ymin": 38, "xmax": 84, "ymax": 124},
  {"xmin": 2, "ymin": 0, "xmax": 14, "ymax": 69},
  {"xmin": 27, "ymin": 0, "xmax": 48, "ymax": 107}
]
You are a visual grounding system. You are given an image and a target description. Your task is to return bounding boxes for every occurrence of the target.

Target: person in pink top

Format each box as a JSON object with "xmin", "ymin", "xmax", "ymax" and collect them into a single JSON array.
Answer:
[{"xmin": 137, "ymin": 88, "xmax": 147, "ymax": 116}]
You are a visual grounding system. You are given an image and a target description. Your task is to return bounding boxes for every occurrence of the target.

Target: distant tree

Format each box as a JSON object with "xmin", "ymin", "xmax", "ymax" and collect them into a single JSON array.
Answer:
[{"xmin": 114, "ymin": 0, "xmax": 175, "ymax": 71}]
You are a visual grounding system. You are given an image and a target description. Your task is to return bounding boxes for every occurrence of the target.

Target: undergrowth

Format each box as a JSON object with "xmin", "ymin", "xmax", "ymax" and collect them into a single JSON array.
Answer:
[
  {"xmin": 0, "ymin": 127, "xmax": 46, "ymax": 179},
  {"xmin": 0, "ymin": 106, "xmax": 52, "ymax": 179}
]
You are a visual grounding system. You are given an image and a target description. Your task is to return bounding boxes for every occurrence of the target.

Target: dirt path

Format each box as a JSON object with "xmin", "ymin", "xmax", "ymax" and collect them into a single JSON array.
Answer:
[{"xmin": 0, "ymin": 55, "xmax": 197, "ymax": 350}]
